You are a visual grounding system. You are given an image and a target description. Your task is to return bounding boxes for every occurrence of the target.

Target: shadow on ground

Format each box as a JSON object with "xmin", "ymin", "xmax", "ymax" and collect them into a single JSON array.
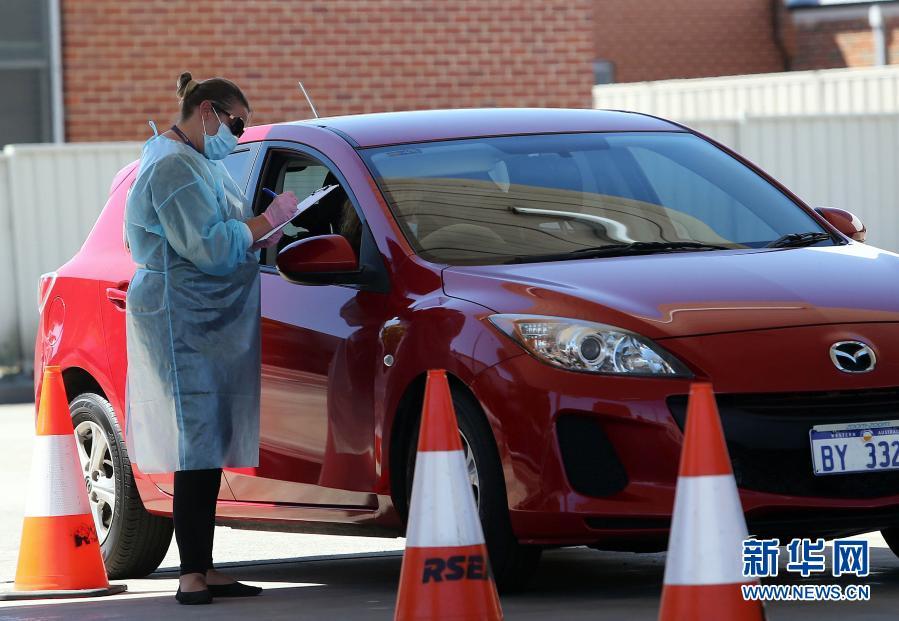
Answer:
[{"xmin": 1, "ymin": 547, "xmax": 899, "ymax": 620}]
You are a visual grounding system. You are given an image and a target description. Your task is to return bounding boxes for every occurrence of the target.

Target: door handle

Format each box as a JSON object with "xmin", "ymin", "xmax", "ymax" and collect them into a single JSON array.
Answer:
[{"xmin": 105, "ymin": 282, "xmax": 128, "ymax": 310}]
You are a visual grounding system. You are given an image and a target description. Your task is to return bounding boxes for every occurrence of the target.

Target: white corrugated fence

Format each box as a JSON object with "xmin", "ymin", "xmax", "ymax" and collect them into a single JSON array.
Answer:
[
  {"xmin": 0, "ymin": 154, "xmax": 18, "ymax": 373},
  {"xmin": 0, "ymin": 142, "xmax": 141, "ymax": 374},
  {"xmin": 593, "ymin": 65, "xmax": 899, "ymax": 121}
]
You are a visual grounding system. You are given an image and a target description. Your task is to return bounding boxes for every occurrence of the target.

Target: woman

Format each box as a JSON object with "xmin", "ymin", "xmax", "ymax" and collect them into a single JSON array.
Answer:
[{"xmin": 124, "ymin": 72, "xmax": 298, "ymax": 605}]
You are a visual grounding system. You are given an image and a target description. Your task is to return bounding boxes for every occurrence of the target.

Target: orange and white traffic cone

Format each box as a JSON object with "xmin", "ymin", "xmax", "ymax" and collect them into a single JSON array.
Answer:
[
  {"xmin": 394, "ymin": 370, "xmax": 503, "ymax": 621},
  {"xmin": 658, "ymin": 382, "xmax": 765, "ymax": 621},
  {"xmin": 0, "ymin": 366, "xmax": 126, "ymax": 600}
]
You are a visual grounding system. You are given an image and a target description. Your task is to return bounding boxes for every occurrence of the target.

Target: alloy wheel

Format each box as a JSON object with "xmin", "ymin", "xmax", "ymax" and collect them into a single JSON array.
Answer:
[
  {"xmin": 74, "ymin": 420, "xmax": 115, "ymax": 543},
  {"xmin": 460, "ymin": 431, "xmax": 481, "ymax": 508}
]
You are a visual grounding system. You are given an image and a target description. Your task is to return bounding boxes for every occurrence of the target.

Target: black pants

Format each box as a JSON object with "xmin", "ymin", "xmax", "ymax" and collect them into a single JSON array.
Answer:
[{"xmin": 173, "ymin": 468, "xmax": 222, "ymax": 576}]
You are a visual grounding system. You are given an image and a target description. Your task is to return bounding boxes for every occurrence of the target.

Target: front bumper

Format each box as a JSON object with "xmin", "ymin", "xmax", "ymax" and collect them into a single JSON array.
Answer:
[
  {"xmin": 668, "ymin": 388, "xmax": 899, "ymax": 499},
  {"xmin": 471, "ymin": 332, "xmax": 899, "ymax": 547}
]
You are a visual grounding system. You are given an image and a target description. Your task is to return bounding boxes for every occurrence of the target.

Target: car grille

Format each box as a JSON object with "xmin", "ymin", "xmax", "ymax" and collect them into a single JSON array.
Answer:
[{"xmin": 667, "ymin": 388, "xmax": 899, "ymax": 499}]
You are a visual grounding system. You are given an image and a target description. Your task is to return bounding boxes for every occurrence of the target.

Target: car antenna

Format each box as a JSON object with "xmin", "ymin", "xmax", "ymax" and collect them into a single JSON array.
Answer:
[{"xmin": 298, "ymin": 81, "xmax": 320, "ymax": 119}]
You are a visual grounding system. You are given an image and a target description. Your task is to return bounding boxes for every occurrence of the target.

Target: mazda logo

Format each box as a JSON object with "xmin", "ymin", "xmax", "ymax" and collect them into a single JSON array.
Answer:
[{"xmin": 830, "ymin": 341, "xmax": 876, "ymax": 373}]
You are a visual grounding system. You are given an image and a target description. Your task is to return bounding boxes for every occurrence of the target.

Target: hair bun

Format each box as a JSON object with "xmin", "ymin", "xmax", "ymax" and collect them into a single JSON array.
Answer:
[{"xmin": 176, "ymin": 72, "xmax": 199, "ymax": 99}]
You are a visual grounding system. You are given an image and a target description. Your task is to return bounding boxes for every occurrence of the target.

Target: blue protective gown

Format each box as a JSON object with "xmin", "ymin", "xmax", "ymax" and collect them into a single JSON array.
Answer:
[{"xmin": 124, "ymin": 131, "xmax": 261, "ymax": 473}]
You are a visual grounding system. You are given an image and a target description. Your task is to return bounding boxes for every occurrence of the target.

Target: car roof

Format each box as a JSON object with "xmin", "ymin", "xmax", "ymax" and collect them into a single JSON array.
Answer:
[{"xmin": 279, "ymin": 108, "xmax": 684, "ymax": 148}]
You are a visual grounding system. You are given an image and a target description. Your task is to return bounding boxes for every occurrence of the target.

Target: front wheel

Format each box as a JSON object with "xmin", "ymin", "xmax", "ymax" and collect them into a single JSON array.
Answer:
[
  {"xmin": 405, "ymin": 387, "xmax": 542, "ymax": 591},
  {"xmin": 70, "ymin": 392, "xmax": 173, "ymax": 578}
]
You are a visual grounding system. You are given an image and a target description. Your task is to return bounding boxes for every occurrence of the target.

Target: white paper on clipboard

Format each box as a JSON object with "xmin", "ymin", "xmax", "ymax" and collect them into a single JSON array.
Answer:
[{"xmin": 257, "ymin": 184, "xmax": 340, "ymax": 242}]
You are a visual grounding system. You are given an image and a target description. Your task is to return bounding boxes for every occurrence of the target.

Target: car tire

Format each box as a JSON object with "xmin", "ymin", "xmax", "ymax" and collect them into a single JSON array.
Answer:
[
  {"xmin": 405, "ymin": 386, "xmax": 542, "ymax": 592},
  {"xmin": 70, "ymin": 392, "xmax": 173, "ymax": 579}
]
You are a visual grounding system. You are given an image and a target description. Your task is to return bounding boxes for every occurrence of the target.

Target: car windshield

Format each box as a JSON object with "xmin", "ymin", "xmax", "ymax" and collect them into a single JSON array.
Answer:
[{"xmin": 361, "ymin": 132, "xmax": 832, "ymax": 265}]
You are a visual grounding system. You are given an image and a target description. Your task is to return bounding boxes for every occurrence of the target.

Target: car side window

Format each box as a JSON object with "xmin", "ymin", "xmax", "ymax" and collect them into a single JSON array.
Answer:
[
  {"xmin": 283, "ymin": 163, "xmax": 329, "ymax": 198},
  {"xmin": 253, "ymin": 149, "xmax": 363, "ymax": 267}
]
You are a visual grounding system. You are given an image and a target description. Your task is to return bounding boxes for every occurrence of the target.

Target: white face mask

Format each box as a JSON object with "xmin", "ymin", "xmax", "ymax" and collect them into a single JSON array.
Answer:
[{"xmin": 201, "ymin": 106, "xmax": 238, "ymax": 160}]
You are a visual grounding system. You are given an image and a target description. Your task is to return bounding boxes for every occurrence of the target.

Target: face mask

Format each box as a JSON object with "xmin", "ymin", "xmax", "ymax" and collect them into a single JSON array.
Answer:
[{"xmin": 201, "ymin": 106, "xmax": 238, "ymax": 160}]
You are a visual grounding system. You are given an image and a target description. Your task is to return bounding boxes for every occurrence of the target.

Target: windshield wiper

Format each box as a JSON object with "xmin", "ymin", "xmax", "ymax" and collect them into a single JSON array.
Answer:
[
  {"xmin": 507, "ymin": 241, "xmax": 732, "ymax": 264},
  {"xmin": 765, "ymin": 232, "xmax": 833, "ymax": 248}
]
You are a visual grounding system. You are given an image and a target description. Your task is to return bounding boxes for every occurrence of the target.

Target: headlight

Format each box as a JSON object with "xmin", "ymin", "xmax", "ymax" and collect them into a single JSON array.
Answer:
[{"xmin": 488, "ymin": 314, "xmax": 691, "ymax": 377}]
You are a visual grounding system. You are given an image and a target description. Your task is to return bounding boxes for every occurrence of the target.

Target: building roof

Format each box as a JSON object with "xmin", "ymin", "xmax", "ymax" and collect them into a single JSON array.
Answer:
[{"xmin": 295, "ymin": 108, "xmax": 682, "ymax": 148}]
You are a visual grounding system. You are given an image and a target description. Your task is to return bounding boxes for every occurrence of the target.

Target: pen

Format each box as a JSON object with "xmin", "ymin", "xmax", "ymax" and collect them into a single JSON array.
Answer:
[{"xmin": 262, "ymin": 188, "xmax": 277, "ymax": 199}]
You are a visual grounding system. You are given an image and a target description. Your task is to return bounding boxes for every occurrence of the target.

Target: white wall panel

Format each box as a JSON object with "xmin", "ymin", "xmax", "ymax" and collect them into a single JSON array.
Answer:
[
  {"xmin": 0, "ymin": 154, "xmax": 20, "ymax": 371},
  {"xmin": 685, "ymin": 120, "xmax": 740, "ymax": 151},
  {"xmin": 3, "ymin": 143, "xmax": 140, "ymax": 373},
  {"xmin": 594, "ymin": 65, "xmax": 899, "ymax": 121}
]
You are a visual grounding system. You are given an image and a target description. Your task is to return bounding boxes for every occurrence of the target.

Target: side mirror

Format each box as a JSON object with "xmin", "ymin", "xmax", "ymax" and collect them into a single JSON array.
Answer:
[
  {"xmin": 816, "ymin": 207, "xmax": 866, "ymax": 243},
  {"xmin": 276, "ymin": 235, "xmax": 358, "ymax": 285}
]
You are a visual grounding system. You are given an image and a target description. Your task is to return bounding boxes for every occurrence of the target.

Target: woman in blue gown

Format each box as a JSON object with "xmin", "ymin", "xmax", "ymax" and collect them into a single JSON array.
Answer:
[{"xmin": 124, "ymin": 72, "xmax": 298, "ymax": 604}]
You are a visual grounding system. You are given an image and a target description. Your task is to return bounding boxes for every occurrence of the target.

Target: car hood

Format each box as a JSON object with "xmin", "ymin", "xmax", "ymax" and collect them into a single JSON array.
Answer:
[{"xmin": 441, "ymin": 244, "xmax": 899, "ymax": 339}]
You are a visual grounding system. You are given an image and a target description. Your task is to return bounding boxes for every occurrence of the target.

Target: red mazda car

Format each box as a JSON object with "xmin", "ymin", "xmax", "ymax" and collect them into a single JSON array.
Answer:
[{"xmin": 35, "ymin": 108, "xmax": 899, "ymax": 589}]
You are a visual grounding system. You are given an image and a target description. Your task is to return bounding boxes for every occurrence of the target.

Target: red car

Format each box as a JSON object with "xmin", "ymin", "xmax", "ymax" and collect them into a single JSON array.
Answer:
[{"xmin": 35, "ymin": 108, "xmax": 899, "ymax": 589}]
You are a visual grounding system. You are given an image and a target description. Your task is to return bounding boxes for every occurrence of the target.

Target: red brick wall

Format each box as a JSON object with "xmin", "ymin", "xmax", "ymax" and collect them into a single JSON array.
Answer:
[
  {"xmin": 593, "ymin": 0, "xmax": 786, "ymax": 83},
  {"xmin": 788, "ymin": 18, "xmax": 872, "ymax": 70},
  {"xmin": 786, "ymin": 14, "xmax": 899, "ymax": 70},
  {"xmin": 62, "ymin": 0, "xmax": 594, "ymax": 142}
]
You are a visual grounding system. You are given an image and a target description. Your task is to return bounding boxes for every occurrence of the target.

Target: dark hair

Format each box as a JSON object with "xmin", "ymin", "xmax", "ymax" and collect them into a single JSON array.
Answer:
[{"xmin": 176, "ymin": 71, "xmax": 250, "ymax": 119}]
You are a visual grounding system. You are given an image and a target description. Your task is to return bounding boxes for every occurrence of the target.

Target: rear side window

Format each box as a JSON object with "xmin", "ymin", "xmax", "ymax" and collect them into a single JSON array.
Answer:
[
  {"xmin": 222, "ymin": 144, "xmax": 259, "ymax": 191},
  {"xmin": 283, "ymin": 162, "xmax": 329, "ymax": 197}
]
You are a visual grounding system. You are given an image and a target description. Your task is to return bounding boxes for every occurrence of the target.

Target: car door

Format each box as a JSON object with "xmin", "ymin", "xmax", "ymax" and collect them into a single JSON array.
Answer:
[
  {"xmin": 99, "ymin": 143, "xmax": 259, "ymax": 498},
  {"xmin": 223, "ymin": 143, "xmax": 389, "ymax": 508}
]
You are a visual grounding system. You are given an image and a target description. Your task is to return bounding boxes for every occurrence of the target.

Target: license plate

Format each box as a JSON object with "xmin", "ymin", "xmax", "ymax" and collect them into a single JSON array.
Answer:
[{"xmin": 810, "ymin": 420, "xmax": 899, "ymax": 475}]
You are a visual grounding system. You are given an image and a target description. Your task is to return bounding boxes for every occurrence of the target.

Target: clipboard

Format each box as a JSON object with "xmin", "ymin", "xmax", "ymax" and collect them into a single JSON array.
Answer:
[{"xmin": 257, "ymin": 184, "xmax": 340, "ymax": 242}]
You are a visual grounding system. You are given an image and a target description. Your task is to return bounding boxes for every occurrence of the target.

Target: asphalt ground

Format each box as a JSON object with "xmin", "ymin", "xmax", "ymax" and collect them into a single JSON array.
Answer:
[{"xmin": 2, "ymin": 402, "xmax": 899, "ymax": 620}]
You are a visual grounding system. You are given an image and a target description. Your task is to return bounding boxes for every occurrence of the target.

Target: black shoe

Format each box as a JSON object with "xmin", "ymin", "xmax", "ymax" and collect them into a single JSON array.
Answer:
[
  {"xmin": 207, "ymin": 581, "xmax": 263, "ymax": 597},
  {"xmin": 175, "ymin": 587, "xmax": 213, "ymax": 605}
]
